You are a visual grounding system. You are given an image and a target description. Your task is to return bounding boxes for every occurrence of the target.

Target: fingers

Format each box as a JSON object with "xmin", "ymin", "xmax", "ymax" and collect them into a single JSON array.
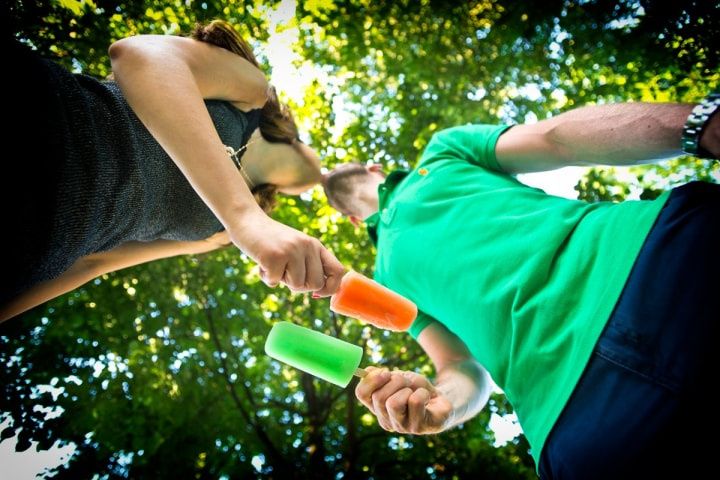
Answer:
[
  {"xmin": 259, "ymin": 262, "xmax": 285, "ymax": 288},
  {"xmin": 267, "ymin": 238, "xmax": 339, "ymax": 294},
  {"xmin": 355, "ymin": 367, "xmax": 391, "ymax": 412},
  {"xmin": 304, "ymin": 248, "xmax": 325, "ymax": 291},
  {"xmin": 355, "ymin": 367, "xmax": 415, "ymax": 432},
  {"xmin": 407, "ymin": 388, "xmax": 432, "ymax": 433},
  {"xmin": 389, "ymin": 386, "xmax": 450, "ymax": 434},
  {"xmin": 355, "ymin": 369, "xmax": 446, "ymax": 434},
  {"xmin": 237, "ymin": 216, "xmax": 337, "ymax": 293},
  {"xmin": 312, "ymin": 246, "xmax": 345, "ymax": 297},
  {"xmin": 424, "ymin": 395, "xmax": 454, "ymax": 432},
  {"xmin": 259, "ymin": 237, "xmax": 329, "ymax": 293},
  {"xmin": 403, "ymin": 371, "xmax": 437, "ymax": 395},
  {"xmin": 386, "ymin": 387, "xmax": 413, "ymax": 431},
  {"xmin": 281, "ymin": 253, "xmax": 307, "ymax": 291},
  {"xmin": 371, "ymin": 374, "xmax": 411, "ymax": 432}
]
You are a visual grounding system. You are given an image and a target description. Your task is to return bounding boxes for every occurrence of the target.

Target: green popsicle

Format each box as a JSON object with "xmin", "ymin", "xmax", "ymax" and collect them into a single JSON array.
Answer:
[{"xmin": 264, "ymin": 321, "xmax": 366, "ymax": 388}]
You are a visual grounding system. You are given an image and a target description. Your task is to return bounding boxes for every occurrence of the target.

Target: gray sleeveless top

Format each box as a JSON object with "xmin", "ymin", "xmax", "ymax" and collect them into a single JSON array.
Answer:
[
  {"xmin": 66, "ymin": 80, "xmax": 258, "ymax": 248},
  {"xmin": 9, "ymin": 55, "xmax": 259, "ymax": 301}
]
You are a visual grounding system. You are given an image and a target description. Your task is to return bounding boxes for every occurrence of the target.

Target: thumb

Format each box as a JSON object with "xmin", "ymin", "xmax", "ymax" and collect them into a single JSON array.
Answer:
[
  {"xmin": 313, "ymin": 247, "xmax": 346, "ymax": 297},
  {"xmin": 259, "ymin": 266, "xmax": 282, "ymax": 288}
]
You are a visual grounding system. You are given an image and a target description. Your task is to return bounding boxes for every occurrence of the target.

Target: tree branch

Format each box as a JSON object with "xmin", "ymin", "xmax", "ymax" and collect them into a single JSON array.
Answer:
[
  {"xmin": 200, "ymin": 298, "xmax": 290, "ymax": 472},
  {"xmin": 265, "ymin": 398, "xmax": 301, "ymax": 413}
]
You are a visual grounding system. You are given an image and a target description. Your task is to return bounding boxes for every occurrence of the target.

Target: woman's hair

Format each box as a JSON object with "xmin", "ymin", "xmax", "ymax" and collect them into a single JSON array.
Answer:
[{"xmin": 192, "ymin": 20, "xmax": 301, "ymax": 213}]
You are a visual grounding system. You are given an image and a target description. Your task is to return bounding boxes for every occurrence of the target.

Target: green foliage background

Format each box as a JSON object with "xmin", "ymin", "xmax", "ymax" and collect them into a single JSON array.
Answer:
[{"xmin": 1, "ymin": 0, "xmax": 718, "ymax": 478}]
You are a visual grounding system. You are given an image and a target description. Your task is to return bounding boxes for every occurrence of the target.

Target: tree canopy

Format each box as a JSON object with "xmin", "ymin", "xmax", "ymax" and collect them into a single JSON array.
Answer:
[{"xmin": 2, "ymin": 0, "xmax": 718, "ymax": 478}]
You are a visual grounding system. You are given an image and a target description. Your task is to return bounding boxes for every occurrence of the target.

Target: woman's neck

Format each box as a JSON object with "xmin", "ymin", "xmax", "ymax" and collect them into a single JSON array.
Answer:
[
  {"xmin": 242, "ymin": 129, "xmax": 273, "ymax": 187},
  {"xmin": 242, "ymin": 129, "xmax": 323, "ymax": 195}
]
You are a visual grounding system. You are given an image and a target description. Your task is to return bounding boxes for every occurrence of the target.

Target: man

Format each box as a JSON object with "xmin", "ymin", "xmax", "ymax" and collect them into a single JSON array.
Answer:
[{"xmin": 323, "ymin": 97, "xmax": 719, "ymax": 479}]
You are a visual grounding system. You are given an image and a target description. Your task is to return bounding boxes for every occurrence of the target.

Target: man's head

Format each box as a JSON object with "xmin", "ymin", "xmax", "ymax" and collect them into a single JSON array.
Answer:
[{"xmin": 323, "ymin": 163, "xmax": 386, "ymax": 224}]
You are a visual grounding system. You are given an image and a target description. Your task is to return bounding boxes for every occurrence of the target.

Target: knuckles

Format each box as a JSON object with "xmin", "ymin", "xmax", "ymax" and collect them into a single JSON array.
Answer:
[
  {"xmin": 306, "ymin": 277, "xmax": 324, "ymax": 290},
  {"xmin": 370, "ymin": 391, "xmax": 386, "ymax": 406},
  {"xmin": 408, "ymin": 394, "xmax": 425, "ymax": 410},
  {"xmin": 386, "ymin": 398, "xmax": 404, "ymax": 414}
]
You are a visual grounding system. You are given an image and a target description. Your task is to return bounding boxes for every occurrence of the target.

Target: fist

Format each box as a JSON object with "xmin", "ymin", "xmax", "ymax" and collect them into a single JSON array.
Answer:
[{"xmin": 355, "ymin": 367, "xmax": 453, "ymax": 434}]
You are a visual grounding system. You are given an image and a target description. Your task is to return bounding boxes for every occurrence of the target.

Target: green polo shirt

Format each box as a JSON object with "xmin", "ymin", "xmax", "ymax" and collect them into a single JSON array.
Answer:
[{"xmin": 366, "ymin": 124, "xmax": 670, "ymax": 465}]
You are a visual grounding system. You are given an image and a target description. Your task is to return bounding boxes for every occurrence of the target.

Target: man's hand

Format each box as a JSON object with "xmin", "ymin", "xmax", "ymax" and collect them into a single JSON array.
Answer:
[
  {"xmin": 699, "ymin": 111, "xmax": 720, "ymax": 159},
  {"xmin": 355, "ymin": 367, "xmax": 453, "ymax": 434},
  {"xmin": 229, "ymin": 210, "xmax": 344, "ymax": 296}
]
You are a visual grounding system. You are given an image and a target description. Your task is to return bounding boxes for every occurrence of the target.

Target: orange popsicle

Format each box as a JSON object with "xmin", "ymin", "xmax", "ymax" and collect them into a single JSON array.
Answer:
[{"xmin": 330, "ymin": 271, "xmax": 417, "ymax": 331}]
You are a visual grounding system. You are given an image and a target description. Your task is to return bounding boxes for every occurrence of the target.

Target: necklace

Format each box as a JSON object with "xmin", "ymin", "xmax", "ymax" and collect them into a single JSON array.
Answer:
[{"xmin": 225, "ymin": 138, "xmax": 258, "ymax": 189}]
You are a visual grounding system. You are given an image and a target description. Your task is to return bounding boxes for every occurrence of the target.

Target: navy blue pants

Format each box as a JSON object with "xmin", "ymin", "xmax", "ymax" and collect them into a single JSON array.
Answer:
[{"xmin": 539, "ymin": 181, "xmax": 720, "ymax": 479}]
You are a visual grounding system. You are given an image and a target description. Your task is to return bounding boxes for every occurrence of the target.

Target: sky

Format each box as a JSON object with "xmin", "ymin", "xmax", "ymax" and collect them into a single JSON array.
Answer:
[{"xmin": 0, "ymin": 418, "xmax": 75, "ymax": 479}]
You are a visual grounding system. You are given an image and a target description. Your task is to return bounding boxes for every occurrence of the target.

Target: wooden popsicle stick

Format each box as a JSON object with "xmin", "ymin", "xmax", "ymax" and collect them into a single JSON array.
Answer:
[{"xmin": 354, "ymin": 367, "xmax": 368, "ymax": 378}]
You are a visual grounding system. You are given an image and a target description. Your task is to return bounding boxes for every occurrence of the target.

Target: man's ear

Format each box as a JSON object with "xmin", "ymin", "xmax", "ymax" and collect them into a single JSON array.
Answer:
[
  {"xmin": 349, "ymin": 215, "xmax": 362, "ymax": 227},
  {"xmin": 367, "ymin": 164, "xmax": 383, "ymax": 173}
]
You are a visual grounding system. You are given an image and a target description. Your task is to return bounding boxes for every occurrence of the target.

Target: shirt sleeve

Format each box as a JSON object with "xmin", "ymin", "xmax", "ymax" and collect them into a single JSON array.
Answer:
[
  {"xmin": 408, "ymin": 310, "xmax": 439, "ymax": 340},
  {"xmin": 418, "ymin": 124, "xmax": 513, "ymax": 172}
]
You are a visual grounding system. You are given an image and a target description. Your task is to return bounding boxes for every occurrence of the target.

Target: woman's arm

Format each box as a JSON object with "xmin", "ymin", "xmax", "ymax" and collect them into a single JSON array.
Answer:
[
  {"xmin": 109, "ymin": 35, "xmax": 343, "ymax": 296},
  {"xmin": 0, "ymin": 233, "xmax": 229, "ymax": 323},
  {"xmin": 355, "ymin": 322, "xmax": 491, "ymax": 434}
]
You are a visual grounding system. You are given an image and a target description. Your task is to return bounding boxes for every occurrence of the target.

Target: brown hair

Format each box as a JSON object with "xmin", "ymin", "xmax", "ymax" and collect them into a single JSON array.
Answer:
[
  {"xmin": 192, "ymin": 20, "xmax": 301, "ymax": 213},
  {"xmin": 323, "ymin": 163, "xmax": 370, "ymax": 215}
]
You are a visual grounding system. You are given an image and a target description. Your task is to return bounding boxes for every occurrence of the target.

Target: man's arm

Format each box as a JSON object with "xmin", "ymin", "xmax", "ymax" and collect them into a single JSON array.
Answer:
[
  {"xmin": 355, "ymin": 321, "xmax": 491, "ymax": 434},
  {"xmin": 0, "ymin": 233, "xmax": 230, "ymax": 323},
  {"xmin": 496, "ymin": 102, "xmax": 718, "ymax": 174}
]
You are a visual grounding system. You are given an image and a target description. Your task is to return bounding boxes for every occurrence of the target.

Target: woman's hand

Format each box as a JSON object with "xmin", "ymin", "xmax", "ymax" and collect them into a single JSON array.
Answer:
[
  {"xmin": 355, "ymin": 367, "xmax": 454, "ymax": 434},
  {"xmin": 230, "ymin": 210, "xmax": 344, "ymax": 296}
]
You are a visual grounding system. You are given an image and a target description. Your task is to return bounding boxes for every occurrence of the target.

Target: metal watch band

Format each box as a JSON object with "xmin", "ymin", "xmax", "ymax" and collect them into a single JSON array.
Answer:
[{"xmin": 681, "ymin": 92, "xmax": 720, "ymax": 159}]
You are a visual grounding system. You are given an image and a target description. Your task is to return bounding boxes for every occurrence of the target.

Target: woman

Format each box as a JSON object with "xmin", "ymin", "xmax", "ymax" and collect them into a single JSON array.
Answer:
[{"xmin": 1, "ymin": 20, "xmax": 344, "ymax": 322}]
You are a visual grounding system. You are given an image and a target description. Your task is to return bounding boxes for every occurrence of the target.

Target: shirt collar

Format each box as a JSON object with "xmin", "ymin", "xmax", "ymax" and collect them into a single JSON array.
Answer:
[{"xmin": 366, "ymin": 169, "xmax": 410, "ymax": 245}]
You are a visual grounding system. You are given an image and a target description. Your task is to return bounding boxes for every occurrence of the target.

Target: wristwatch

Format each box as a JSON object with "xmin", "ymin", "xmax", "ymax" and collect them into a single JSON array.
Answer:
[{"xmin": 681, "ymin": 92, "xmax": 720, "ymax": 159}]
